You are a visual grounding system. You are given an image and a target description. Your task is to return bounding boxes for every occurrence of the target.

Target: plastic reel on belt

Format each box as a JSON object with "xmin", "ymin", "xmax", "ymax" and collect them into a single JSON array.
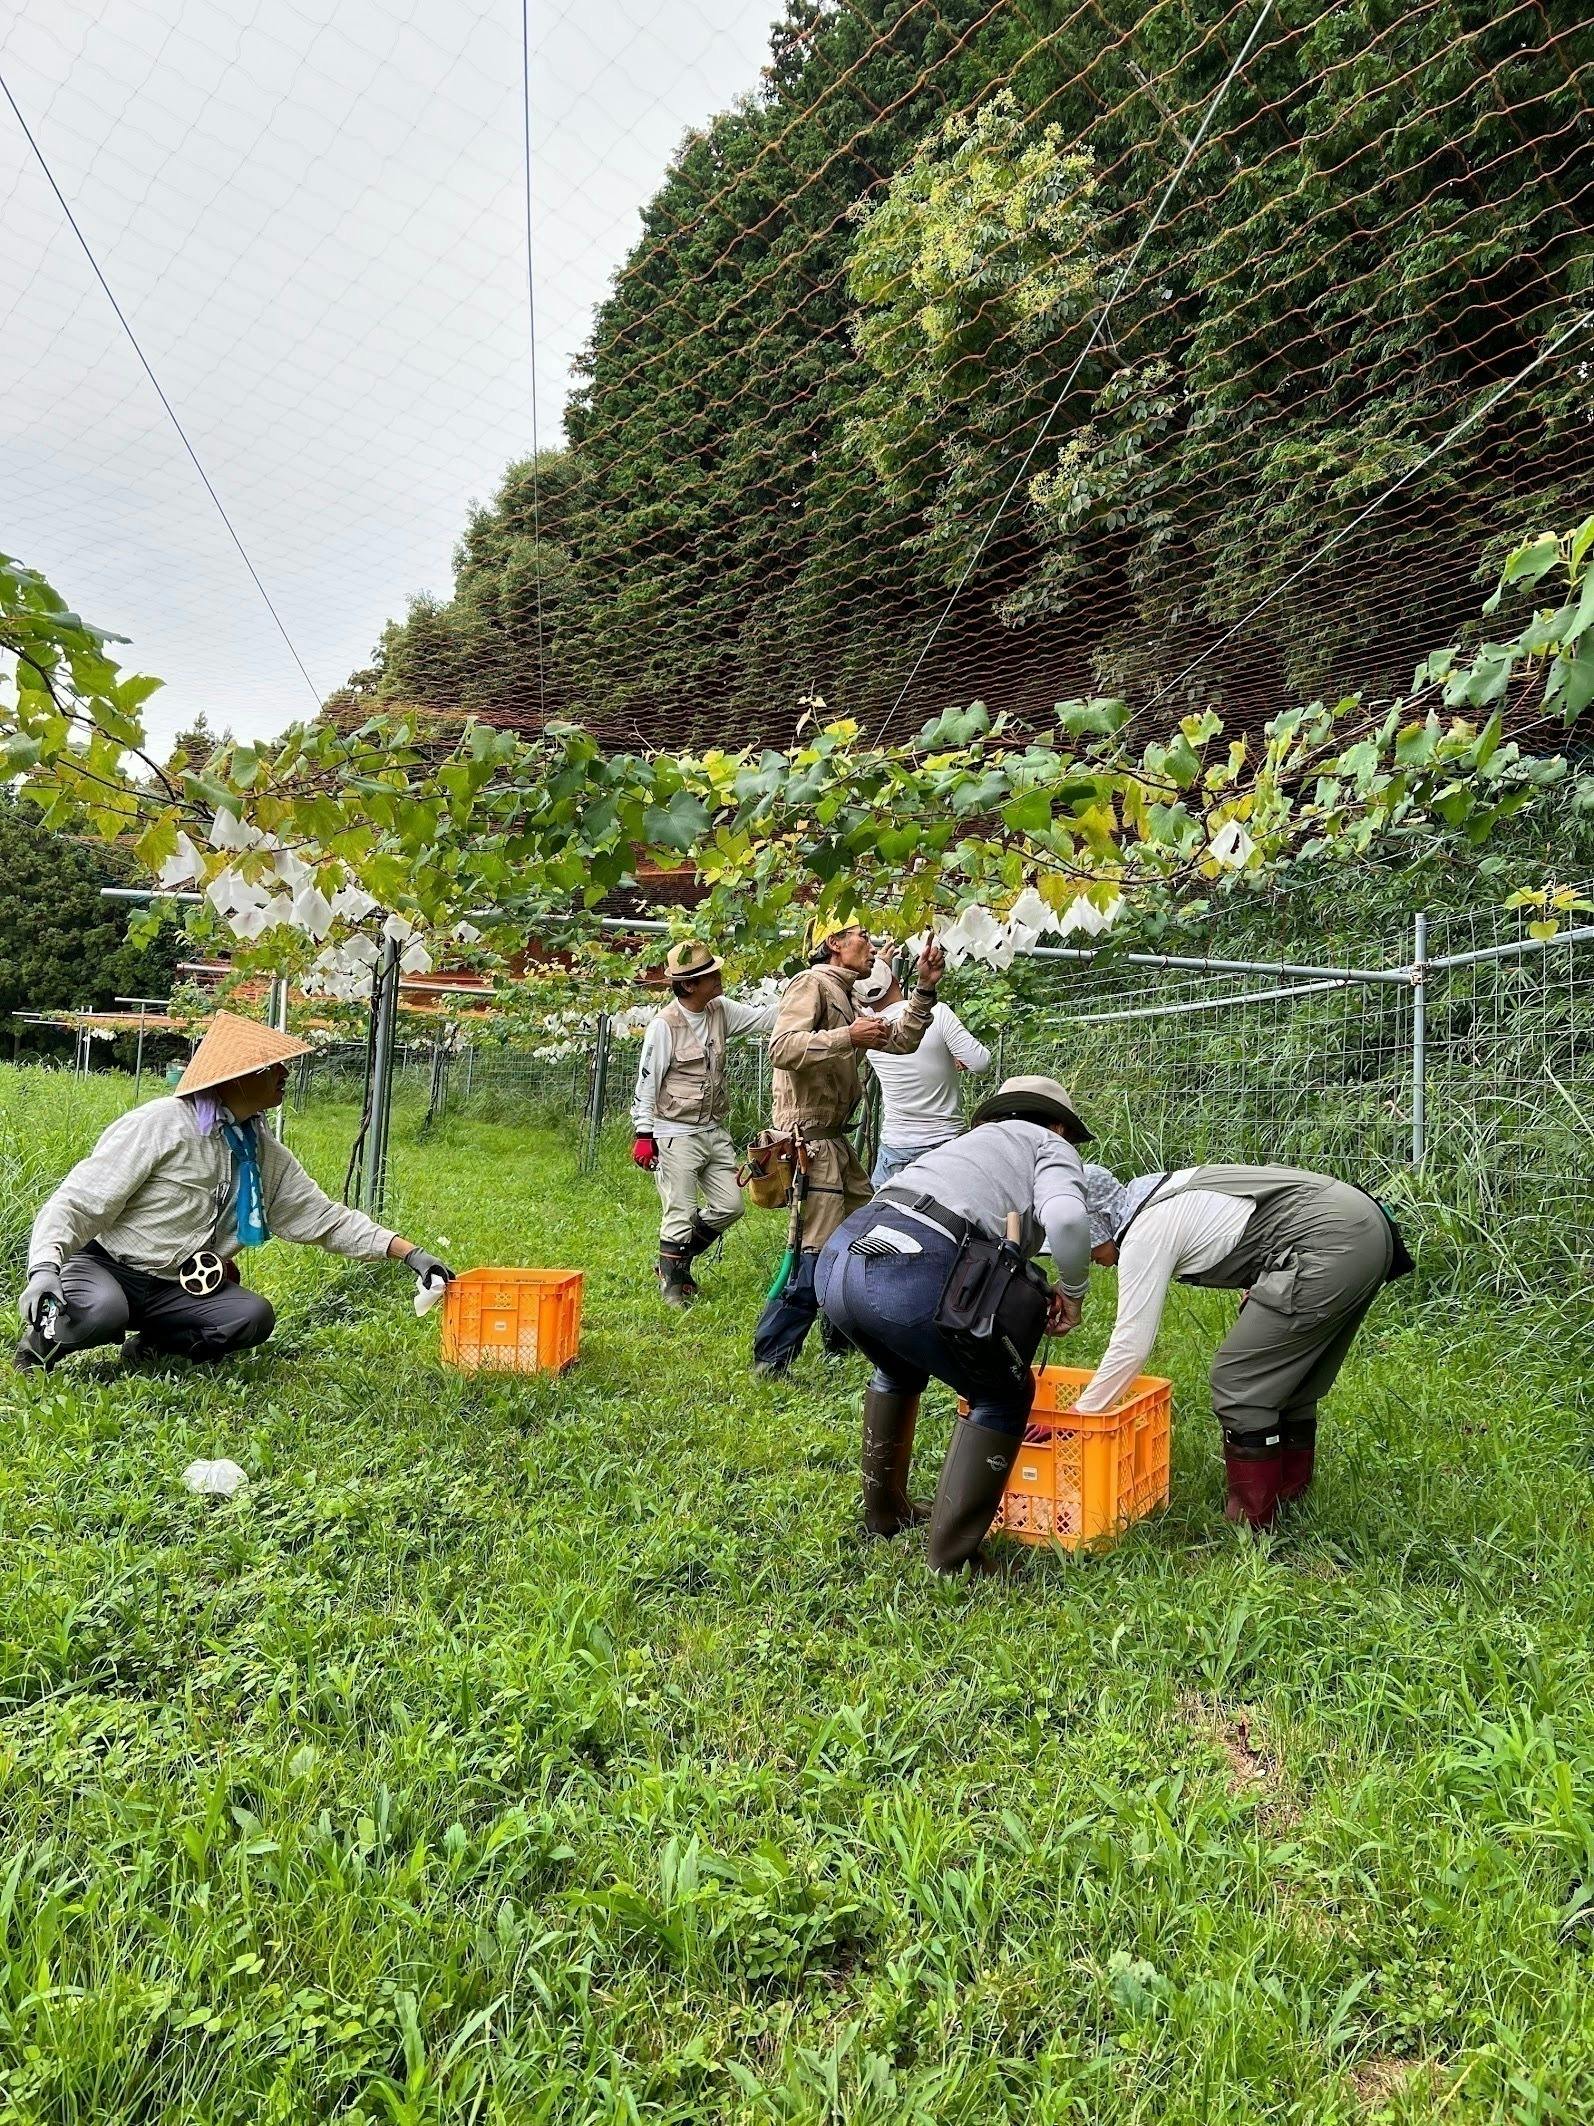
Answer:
[{"xmin": 178, "ymin": 1250, "xmax": 226, "ymax": 1297}]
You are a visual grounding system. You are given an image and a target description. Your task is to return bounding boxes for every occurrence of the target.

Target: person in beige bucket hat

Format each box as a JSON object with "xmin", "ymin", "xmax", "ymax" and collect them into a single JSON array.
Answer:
[
  {"xmin": 631, "ymin": 941, "xmax": 778, "ymax": 1306},
  {"xmin": 16, "ymin": 1011, "xmax": 453, "ymax": 1372}
]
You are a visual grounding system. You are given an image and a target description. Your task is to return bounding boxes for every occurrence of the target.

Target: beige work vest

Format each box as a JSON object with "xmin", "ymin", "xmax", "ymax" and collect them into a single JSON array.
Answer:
[{"xmin": 651, "ymin": 997, "xmax": 730, "ymax": 1127}]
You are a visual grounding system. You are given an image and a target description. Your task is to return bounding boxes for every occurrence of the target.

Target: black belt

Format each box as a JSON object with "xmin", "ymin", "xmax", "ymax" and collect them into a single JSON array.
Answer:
[{"xmin": 873, "ymin": 1187, "xmax": 974, "ymax": 1247}]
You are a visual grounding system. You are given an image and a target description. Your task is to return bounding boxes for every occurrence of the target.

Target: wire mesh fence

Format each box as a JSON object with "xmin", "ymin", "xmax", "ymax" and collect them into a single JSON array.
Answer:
[
  {"xmin": 279, "ymin": 882, "xmax": 1594, "ymax": 1295},
  {"xmin": 15, "ymin": 877, "xmax": 1580, "ymax": 1291}
]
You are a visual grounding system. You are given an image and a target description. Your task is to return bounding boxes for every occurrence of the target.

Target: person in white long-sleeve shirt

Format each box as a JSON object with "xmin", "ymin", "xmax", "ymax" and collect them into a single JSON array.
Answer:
[
  {"xmin": 853, "ymin": 955, "xmax": 992, "ymax": 1184},
  {"xmin": 1075, "ymin": 1161, "xmax": 1404, "ymax": 1528},
  {"xmin": 631, "ymin": 938, "xmax": 777, "ymax": 1305}
]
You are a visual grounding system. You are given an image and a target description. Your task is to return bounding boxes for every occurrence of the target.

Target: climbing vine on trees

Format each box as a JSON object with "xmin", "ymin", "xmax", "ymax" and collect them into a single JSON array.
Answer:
[{"xmin": 1, "ymin": 523, "xmax": 1588, "ymax": 992}]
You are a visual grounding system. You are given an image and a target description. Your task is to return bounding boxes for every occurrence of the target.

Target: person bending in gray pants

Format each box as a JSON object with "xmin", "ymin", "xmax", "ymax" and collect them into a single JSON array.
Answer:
[{"xmin": 1075, "ymin": 1163, "xmax": 1407, "ymax": 1528}]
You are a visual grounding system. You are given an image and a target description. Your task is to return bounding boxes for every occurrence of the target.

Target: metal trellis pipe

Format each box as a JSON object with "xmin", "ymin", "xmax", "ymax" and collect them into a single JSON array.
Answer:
[
  {"xmin": 584, "ymin": 1011, "xmax": 613, "ymax": 1172},
  {"xmin": 1026, "ymin": 944, "xmax": 1408, "ymax": 985},
  {"xmin": 1424, "ymin": 922, "xmax": 1594, "ymax": 974},
  {"xmin": 266, "ymin": 975, "xmax": 290, "ymax": 1142},
  {"xmin": 1056, "ymin": 975, "xmax": 1359, "ymax": 1027}
]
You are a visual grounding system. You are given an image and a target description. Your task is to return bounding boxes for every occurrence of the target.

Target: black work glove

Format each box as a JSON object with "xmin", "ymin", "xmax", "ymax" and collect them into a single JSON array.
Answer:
[
  {"xmin": 405, "ymin": 1247, "xmax": 455, "ymax": 1287},
  {"xmin": 19, "ymin": 1264, "xmax": 65, "ymax": 1330}
]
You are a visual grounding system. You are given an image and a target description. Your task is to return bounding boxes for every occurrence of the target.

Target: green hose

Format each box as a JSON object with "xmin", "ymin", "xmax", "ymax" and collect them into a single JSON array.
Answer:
[{"xmin": 765, "ymin": 1245, "xmax": 797, "ymax": 1303}]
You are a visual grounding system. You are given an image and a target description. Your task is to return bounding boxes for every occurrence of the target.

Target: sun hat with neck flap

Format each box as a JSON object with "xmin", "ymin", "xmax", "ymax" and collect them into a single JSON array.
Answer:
[
  {"xmin": 176, "ymin": 1011, "xmax": 312, "ymax": 1098},
  {"xmin": 971, "ymin": 1073, "xmax": 1094, "ymax": 1143}
]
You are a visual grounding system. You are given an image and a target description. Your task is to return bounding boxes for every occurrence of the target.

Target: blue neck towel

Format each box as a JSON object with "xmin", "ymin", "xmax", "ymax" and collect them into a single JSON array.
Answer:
[{"xmin": 220, "ymin": 1120, "xmax": 270, "ymax": 1247}]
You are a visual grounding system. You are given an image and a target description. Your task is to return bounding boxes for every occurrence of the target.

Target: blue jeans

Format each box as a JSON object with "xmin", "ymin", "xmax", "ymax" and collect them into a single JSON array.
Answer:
[
  {"xmin": 753, "ymin": 1251, "xmax": 853, "ymax": 1372},
  {"xmin": 871, "ymin": 1142, "xmax": 942, "ymax": 1187},
  {"xmin": 816, "ymin": 1205, "xmax": 1038, "ymax": 1436}
]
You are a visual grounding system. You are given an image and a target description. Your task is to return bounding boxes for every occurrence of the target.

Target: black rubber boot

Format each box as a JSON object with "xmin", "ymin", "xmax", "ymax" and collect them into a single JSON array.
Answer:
[
  {"xmin": 657, "ymin": 1245, "xmax": 697, "ymax": 1309},
  {"xmin": 861, "ymin": 1384, "xmax": 929, "ymax": 1537},
  {"xmin": 682, "ymin": 1215, "xmax": 722, "ymax": 1264},
  {"xmin": 12, "ymin": 1332, "xmax": 47, "ymax": 1373},
  {"xmin": 927, "ymin": 1416, "xmax": 1022, "ymax": 1574}
]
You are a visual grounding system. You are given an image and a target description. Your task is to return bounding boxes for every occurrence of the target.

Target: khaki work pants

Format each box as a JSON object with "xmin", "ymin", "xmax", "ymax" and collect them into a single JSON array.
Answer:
[
  {"xmin": 654, "ymin": 1127, "xmax": 745, "ymax": 1244},
  {"xmin": 1208, "ymin": 1192, "xmax": 1393, "ymax": 1442}
]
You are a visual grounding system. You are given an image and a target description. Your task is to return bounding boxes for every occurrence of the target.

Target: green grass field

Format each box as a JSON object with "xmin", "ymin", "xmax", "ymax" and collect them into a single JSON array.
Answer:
[{"xmin": 3, "ymin": 1067, "xmax": 1593, "ymax": 2122}]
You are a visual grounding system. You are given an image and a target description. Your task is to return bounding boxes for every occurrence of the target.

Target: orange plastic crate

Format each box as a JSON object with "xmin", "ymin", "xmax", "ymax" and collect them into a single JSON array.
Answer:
[
  {"xmin": 962, "ymin": 1364, "xmax": 1171, "ymax": 1549},
  {"xmin": 439, "ymin": 1267, "xmax": 583, "ymax": 1374}
]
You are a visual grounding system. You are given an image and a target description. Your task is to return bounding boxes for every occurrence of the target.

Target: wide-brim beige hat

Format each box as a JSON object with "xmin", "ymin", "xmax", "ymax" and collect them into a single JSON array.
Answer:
[
  {"xmin": 971, "ymin": 1073, "xmax": 1094, "ymax": 1143},
  {"xmin": 662, "ymin": 939, "xmax": 723, "ymax": 983},
  {"xmin": 176, "ymin": 1011, "xmax": 312, "ymax": 1097}
]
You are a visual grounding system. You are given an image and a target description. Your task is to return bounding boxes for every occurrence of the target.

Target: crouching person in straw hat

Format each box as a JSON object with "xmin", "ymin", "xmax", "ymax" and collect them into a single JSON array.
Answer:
[
  {"xmin": 752, "ymin": 916, "xmax": 945, "ymax": 1376},
  {"xmin": 14, "ymin": 1012, "xmax": 454, "ymax": 1371},
  {"xmin": 632, "ymin": 939, "xmax": 777, "ymax": 1307},
  {"xmin": 1075, "ymin": 1161, "xmax": 1411, "ymax": 1527},
  {"xmin": 817, "ymin": 1076, "xmax": 1093, "ymax": 1573}
]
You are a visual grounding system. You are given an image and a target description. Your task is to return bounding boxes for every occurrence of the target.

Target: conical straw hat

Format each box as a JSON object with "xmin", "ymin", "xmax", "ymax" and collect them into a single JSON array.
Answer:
[{"xmin": 176, "ymin": 1011, "xmax": 312, "ymax": 1097}]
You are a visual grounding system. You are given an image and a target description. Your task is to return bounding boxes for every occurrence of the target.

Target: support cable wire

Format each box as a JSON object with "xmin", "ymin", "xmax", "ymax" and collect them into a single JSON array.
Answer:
[
  {"xmin": 521, "ymin": 0, "xmax": 548, "ymax": 720},
  {"xmin": 0, "ymin": 67, "xmax": 323, "ymax": 710},
  {"xmin": 872, "ymin": 0, "xmax": 1275, "ymax": 748}
]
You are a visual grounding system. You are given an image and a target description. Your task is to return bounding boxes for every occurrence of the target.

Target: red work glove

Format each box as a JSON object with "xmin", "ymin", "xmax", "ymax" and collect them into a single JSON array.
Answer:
[{"xmin": 632, "ymin": 1134, "xmax": 659, "ymax": 1171}]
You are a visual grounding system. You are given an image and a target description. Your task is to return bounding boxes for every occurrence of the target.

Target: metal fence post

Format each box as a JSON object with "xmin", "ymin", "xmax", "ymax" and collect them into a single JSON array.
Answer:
[
  {"xmin": 425, "ymin": 1035, "xmax": 447, "ymax": 1128},
  {"xmin": 133, "ymin": 1004, "xmax": 147, "ymax": 1101},
  {"xmin": 266, "ymin": 976, "xmax": 290, "ymax": 1142},
  {"xmin": 365, "ymin": 939, "xmax": 401, "ymax": 1218},
  {"xmin": 584, "ymin": 1012, "xmax": 612, "ymax": 1171},
  {"xmin": 1410, "ymin": 911, "xmax": 1428, "ymax": 1166}
]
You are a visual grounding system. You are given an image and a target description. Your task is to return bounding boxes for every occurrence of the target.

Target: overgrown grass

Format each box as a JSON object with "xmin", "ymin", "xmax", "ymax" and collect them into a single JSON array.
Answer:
[{"xmin": 3, "ymin": 1065, "xmax": 1593, "ymax": 2122}]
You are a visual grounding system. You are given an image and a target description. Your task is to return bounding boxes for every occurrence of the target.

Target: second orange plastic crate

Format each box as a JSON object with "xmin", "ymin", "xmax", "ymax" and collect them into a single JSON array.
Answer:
[
  {"xmin": 439, "ymin": 1267, "xmax": 583, "ymax": 1374},
  {"xmin": 961, "ymin": 1363, "xmax": 1171, "ymax": 1548}
]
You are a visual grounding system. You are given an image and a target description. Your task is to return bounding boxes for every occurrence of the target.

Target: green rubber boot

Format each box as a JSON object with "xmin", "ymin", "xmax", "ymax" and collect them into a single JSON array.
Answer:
[
  {"xmin": 927, "ymin": 1416, "xmax": 1021, "ymax": 1574},
  {"xmin": 861, "ymin": 1384, "xmax": 929, "ymax": 1537}
]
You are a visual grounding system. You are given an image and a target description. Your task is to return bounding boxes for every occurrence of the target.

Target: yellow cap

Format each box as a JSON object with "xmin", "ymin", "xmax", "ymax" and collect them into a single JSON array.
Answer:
[{"xmin": 804, "ymin": 910, "xmax": 870, "ymax": 959}]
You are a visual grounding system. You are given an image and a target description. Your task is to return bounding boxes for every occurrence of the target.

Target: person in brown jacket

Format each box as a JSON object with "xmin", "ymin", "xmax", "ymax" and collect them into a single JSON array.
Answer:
[{"xmin": 752, "ymin": 917, "xmax": 945, "ymax": 1373}]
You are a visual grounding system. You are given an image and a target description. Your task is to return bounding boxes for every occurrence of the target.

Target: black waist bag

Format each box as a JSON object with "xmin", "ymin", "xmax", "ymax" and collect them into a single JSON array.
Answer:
[
  {"xmin": 1348, "ymin": 1183, "xmax": 1415, "ymax": 1280},
  {"xmin": 934, "ymin": 1236, "xmax": 1051, "ymax": 1376},
  {"xmin": 1379, "ymin": 1204, "xmax": 1415, "ymax": 1279}
]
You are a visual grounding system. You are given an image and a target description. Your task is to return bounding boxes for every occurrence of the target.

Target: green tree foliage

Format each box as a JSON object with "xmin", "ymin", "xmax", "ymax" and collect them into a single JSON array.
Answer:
[
  {"xmin": 846, "ymin": 94, "xmax": 1102, "ymax": 581},
  {"xmin": 352, "ymin": 0, "xmax": 1590, "ymax": 743},
  {"xmin": 0, "ymin": 792, "xmax": 181, "ymax": 1026}
]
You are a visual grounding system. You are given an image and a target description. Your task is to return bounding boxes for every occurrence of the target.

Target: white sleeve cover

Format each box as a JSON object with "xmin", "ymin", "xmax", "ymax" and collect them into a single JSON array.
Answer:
[
  {"xmin": 631, "ymin": 1017, "xmax": 671, "ymax": 1133},
  {"xmin": 934, "ymin": 1003, "xmax": 992, "ymax": 1073}
]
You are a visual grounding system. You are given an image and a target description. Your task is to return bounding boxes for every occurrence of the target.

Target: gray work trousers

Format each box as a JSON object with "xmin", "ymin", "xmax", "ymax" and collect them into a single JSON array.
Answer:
[
  {"xmin": 46, "ymin": 1243, "xmax": 276, "ymax": 1364},
  {"xmin": 1208, "ymin": 1196, "xmax": 1392, "ymax": 1443},
  {"xmin": 654, "ymin": 1127, "xmax": 745, "ymax": 1244}
]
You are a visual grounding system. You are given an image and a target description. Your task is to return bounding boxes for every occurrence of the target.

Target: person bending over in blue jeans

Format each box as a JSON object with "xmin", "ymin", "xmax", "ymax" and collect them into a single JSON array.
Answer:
[{"xmin": 817, "ymin": 1075, "xmax": 1092, "ymax": 1573}]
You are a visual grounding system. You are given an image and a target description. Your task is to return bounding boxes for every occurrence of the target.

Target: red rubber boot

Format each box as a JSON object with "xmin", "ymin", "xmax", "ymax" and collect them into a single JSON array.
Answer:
[
  {"xmin": 1277, "ymin": 1416, "xmax": 1317, "ymax": 1507},
  {"xmin": 1223, "ymin": 1436, "xmax": 1283, "ymax": 1529}
]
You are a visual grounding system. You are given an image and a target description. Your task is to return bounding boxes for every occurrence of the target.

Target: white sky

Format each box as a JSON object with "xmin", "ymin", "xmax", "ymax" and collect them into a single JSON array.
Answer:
[{"xmin": 0, "ymin": 0, "xmax": 776, "ymax": 749}]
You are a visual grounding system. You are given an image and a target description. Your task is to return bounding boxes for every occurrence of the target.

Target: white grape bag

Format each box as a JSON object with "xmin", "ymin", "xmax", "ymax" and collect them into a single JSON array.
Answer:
[{"xmin": 183, "ymin": 1458, "xmax": 248, "ymax": 1498}]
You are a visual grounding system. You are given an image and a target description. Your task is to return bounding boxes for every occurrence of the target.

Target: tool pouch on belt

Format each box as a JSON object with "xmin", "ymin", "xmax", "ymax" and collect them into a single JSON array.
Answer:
[
  {"xmin": 739, "ymin": 1130, "xmax": 796, "ymax": 1210},
  {"xmin": 933, "ymin": 1235, "xmax": 1051, "ymax": 1377}
]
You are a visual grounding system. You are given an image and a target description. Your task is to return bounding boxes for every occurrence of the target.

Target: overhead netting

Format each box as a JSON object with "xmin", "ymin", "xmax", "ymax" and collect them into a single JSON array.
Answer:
[
  {"xmin": 364, "ymin": 0, "xmax": 1594, "ymax": 754},
  {"xmin": 5, "ymin": 0, "xmax": 1591, "ymax": 758}
]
